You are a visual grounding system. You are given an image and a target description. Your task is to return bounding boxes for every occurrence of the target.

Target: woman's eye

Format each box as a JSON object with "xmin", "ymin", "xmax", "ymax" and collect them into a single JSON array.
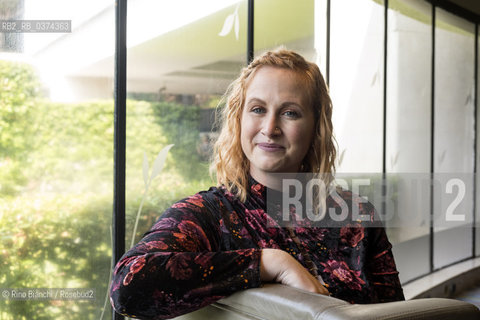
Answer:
[
  {"xmin": 251, "ymin": 107, "xmax": 264, "ymax": 114},
  {"xmin": 283, "ymin": 110, "xmax": 299, "ymax": 118}
]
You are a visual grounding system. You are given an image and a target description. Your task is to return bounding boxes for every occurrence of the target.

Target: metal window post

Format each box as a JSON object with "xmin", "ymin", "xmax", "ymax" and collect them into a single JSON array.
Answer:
[{"xmin": 113, "ymin": 0, "xmax": 127, "ymax": 319}]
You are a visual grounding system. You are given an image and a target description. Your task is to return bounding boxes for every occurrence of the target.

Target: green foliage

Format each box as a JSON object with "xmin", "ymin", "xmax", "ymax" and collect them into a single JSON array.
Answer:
[
  {"xmin": 0, "ymin": 158, "xmax": 28, "ymax": 196},
  {"xmin": 151, "ymin": 101, "xmax": 209, "ymax": 180},
  {"xmin": 0, "ymin": 194, "xmax": 112, "ymax": 320},
  {"xmin": 126, "ymin": 100, "xmax": 168, "ymax": 192},
  {"xmin": 24, "ymin": 100, "xmax": 114, "ymax": 195},
  {"xmin": 0, "ymin": 61, "xmax": 43, "ymax": 195},
  {"xmin": 0, "ymin": 61, "xmax": 42, "ymax": 158},
  {"xmin": 0, "ymin": 60, "xmax": 214, "ymax": 319}
]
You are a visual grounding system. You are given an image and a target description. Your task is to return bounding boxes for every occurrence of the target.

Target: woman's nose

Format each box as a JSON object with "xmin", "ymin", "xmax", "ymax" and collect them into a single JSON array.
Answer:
[{"xmin": 261, "ymin": 115, "xmax": 281, "ymax": 137}]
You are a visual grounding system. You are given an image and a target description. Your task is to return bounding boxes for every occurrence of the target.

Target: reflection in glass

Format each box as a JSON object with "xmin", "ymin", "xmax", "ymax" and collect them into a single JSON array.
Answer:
[
  {"xmin": 477, "ymin": 30, "xmax": 480, "ymax": 257},
  {"xmin": 330, "ymin": 0, "xmax": 384, "ymax": 173},
  {"xmin": 125, "ymin": 0, "xmax": 248, "ymax": 247},
  {"xmin": 254, "ymin": 0, "xmax": 328, "ymax": 94},
  {"xmin": 314, "ymin": 0, "xmax": 328, "ymax": 78},
  {"xmin": 385, "ymin": 0, "xmax": 432, "ymax": 283},
  {"xmin": 433, "ymin": 8, "xmax": 475, "ymax": 269},
  {"xmin": 254, "ymin": 0, "xmax": 317, "ymax": 62}
]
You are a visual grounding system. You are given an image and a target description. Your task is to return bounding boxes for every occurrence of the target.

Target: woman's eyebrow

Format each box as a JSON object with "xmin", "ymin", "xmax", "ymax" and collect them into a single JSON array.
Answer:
[
  {"xmin": 246, "ymin": 97, "xmax": 303, "ymax": 105},
  {"xmin": 246, "ymin": 97, "xmax": 265, "ymax": 104},
  {"xmin": 280, "ymin": 101, "xmax": 305, "ymax": 110},
  {"xmin": 281, "ymin": 101, "xmax": 302, "ymax": 106}
]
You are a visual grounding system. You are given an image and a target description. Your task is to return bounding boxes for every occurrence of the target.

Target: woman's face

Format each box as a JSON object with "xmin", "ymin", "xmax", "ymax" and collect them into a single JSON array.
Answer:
[{"xmin": 240, "ymin": 66, "xmax": 315, "ymax": 182}]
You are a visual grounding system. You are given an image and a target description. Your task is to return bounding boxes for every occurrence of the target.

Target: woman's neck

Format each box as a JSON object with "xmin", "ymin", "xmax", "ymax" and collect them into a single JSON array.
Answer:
[{"xmin": 249, "ymin": 171, "xmax": 300, "ymax": 191}]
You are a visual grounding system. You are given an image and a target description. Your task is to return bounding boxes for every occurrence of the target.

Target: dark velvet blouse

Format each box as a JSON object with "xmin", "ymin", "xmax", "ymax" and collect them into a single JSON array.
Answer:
[{"xmin": 110, "ymin": 178, "xmax": 404, "ymax": 319}]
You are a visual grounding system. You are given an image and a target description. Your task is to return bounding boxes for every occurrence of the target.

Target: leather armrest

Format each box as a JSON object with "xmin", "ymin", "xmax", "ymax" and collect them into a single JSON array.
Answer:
[
  {"xmin": 175, "ymin": 284, "xmax": 480, "ymax": 320},
  {"xmin": 215, "ymin": 284, "xmax": 347, "ymax": 319}
]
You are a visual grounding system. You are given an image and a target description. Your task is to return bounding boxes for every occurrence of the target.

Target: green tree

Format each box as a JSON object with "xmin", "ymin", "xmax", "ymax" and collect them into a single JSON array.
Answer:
[
  {"xmin": 151, "ymin": 101, "xmax": 209, "ymax": 180},
  {"xmin": 0, "ymin": 193, "xmax": 112, "ymax": 320},
  {"xmin": 0, "ymin": 60, "xmax": 43, "ymax": 195},
  {"xmin": 0, "ymin": 61, "xmax": 213, "ymax": 319}
]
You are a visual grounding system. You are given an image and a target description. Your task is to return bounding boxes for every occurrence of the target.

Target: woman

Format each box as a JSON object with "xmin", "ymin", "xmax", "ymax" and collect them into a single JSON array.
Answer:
[{"xmin": 110, "ymin": 49, "xmax": 404, "ymax": 319}]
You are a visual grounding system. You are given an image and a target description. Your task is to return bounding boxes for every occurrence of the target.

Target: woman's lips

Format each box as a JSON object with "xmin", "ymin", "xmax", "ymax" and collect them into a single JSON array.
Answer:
[{"xmin": 257, "ymin": 143, "xmax": 284, "ymax": 152}]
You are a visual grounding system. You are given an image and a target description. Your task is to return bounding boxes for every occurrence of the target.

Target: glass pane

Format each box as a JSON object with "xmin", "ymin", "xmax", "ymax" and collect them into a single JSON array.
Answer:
[
  {"xmin": 477, "ymin": 30, "xmax": 480, "ymax": 258},
  {"xmin": 433, "ymin": 8, "xmax": 475, "ymax": 269},
  {"xmin": 254, "ymin": 0, "xmax": 329, "ymax": 90},
  {"xmin": 330, "ymin": 0, "xmax": 384, "ymax": 173},
  {"xmin": 386, "ymin": 0, "xmax": 432, "ymax": 283},
  {"xmin": 314, "ymin": 0, "xmax": 328, "ymax": 78},
  {"xmin": 254, "ymin": 0, "xmax": 320, "ymax": 66},
  {"xmin": 125, "ymin": 0, "xmax": 247, "ymax": 247},
  {"xmin": 0, "ymin": 1, "xmax": 114, "ymax": 319}
]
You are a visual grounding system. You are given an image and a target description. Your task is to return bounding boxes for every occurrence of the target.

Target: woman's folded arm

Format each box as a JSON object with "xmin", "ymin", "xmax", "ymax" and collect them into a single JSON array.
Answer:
[{"xmin": 109, "ymin": 196, "xmax": 263, "ymax": 319}]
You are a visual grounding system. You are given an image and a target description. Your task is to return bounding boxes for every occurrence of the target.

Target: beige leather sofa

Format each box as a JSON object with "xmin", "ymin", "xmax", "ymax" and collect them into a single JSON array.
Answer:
[{"xmin": 175, "ymin": 284, "xmax": 480, "ymax": 320}]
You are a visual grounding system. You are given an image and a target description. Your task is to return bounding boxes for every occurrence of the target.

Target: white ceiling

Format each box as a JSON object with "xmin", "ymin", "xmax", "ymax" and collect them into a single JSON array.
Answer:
[{"xmin": 32, "ymin": 0, "xmax": 479, "ymax": 98}]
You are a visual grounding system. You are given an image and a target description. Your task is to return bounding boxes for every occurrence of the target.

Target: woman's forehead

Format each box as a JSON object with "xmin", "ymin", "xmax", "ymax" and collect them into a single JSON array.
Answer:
[{"xmin": 244, "ymin": 66, "xmax": 313, "ymax": 106}]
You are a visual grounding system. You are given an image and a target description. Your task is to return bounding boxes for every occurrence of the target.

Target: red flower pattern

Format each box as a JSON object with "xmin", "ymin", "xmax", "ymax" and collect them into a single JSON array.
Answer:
[
  {"xmin": 145, "ymin": 240, "xmax": 169, "ymax": 250},
  {"xmin": 173, "ymin": 220, "xmax": 211, "ymax": 251},
  {"xmin": 340, "ymin": 223, "xmax": 364, "ymax": 247},
  {"xmin": 130, "ymin": 256, "xmax": 146, "ymax": 273},
  {"xmin": 185, "ymin": 194, "xmax": 205, "ymax": 207},
  {"xmin": 166, "ymin": 254, "xmax": 193, "ymax": 280},
  {"xmin": 321, "ymin": 259, "xmax": 366, "ymax": 291},
  {"xmin": 250, "ymin": 183, "xmax": 264, "ymax": 197}
]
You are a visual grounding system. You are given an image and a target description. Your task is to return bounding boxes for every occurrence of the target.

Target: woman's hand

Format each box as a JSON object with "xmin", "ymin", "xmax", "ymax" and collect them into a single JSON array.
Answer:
[{"xmin": 260, "ymin": 248, "xmax": 330, "ymax": 295}]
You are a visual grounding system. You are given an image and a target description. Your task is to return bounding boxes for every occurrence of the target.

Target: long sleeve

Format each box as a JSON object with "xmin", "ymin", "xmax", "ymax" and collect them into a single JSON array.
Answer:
[
  {"xmin": 365, "ymin": 226, "xmax": 405, "ymax": 303},
  {"xmin": 110, "ymin": 193, "xmax": 262, "ymax": 319},
  {"xmin": 314, "ymin": 188, "xmax": 405, "ymax": 304}
]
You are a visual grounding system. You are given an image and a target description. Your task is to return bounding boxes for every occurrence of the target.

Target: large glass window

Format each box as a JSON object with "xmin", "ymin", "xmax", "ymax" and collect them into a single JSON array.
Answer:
[
  {"xmin": 386, "ymin": 0, "xmax": 432, "ymax": 283},
  {"xmin": 433, "ymin": 8, "xmax": 475, "ymax": 269},
  {"xmin": 477, "ymin": 29, "xmax": 480, "ymax": 258},
  {"xmin": 125, "ymin": 0, "xmax": 247, "ymax": 247},
  {"xmin": 0, "ymin": 0, "xmax": 114, "ymax": 319},
  {"xmin": 254, "ymin": 0, "xmax": 318, "ymax": 64},
  {"xmin": 330, "ymin": 0, "xmax": 384, "ymax": 173},
  {"xmin": 254, "ymin": 0, "xmax": 328, "ymax": 92}
]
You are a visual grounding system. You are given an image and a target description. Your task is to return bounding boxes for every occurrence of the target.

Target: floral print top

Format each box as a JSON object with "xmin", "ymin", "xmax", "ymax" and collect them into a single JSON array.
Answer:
[{"xmin": 110, "ymin": 178, "xmax": 405, "ymax": 319}]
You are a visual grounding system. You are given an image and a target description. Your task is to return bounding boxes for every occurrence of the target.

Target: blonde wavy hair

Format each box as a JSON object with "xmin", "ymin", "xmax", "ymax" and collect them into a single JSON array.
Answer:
[{"xmin": 211, "ymin": 49, "xmax": 336, "ymax": 202}]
